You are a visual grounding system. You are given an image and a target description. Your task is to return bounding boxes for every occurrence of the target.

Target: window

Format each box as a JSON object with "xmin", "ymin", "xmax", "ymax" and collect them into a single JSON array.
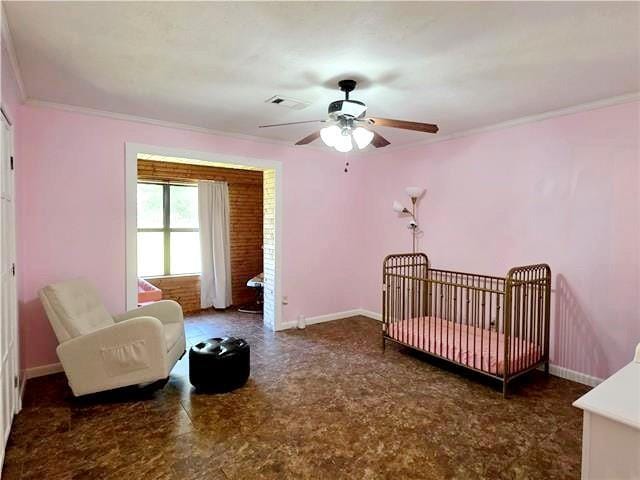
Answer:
[{"xmin": 137, "ymin": 182, "xmax": 200, "ymax": 277}]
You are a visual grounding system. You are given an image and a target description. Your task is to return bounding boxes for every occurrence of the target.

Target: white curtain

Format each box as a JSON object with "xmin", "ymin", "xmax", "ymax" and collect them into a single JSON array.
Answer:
[{"xmin": 198, "ymin": 181, "xmax": 232, "ymax": 309}]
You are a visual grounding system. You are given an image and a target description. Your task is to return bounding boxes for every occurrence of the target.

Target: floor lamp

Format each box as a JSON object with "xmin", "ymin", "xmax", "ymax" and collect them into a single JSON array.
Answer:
[{"xmin": 393, "ymin": 186, "xmax": 425, "ymax": 253}]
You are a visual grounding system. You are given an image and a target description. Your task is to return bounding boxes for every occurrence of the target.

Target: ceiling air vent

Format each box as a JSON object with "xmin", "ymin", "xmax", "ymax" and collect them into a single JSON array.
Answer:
[{"xmin": 265, "ymin": 95, "xmax": 309, "ymax": 110}]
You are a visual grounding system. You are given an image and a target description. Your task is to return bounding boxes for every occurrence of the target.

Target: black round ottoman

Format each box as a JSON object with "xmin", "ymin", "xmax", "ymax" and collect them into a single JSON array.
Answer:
[{"xmin": 189, "ymin": 337, "xmax": 250, "ymax": 392}]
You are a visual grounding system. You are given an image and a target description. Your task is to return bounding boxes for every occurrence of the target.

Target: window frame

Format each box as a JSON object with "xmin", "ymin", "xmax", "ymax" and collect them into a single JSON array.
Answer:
[{"xmin": 137, "ymin": 181, "xmax": 200, "ymax": 277}]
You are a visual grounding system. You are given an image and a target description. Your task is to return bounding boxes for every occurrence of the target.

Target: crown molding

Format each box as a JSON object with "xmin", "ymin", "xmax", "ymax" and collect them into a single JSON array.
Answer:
[
  {"xmin": 23, "ymin": 90, "xmax": 640, "ymax": 157},
  {"xmin": 25, "ymin": 98, "xmax": 331, "ymax": 152},
  {"xmin": 2, "ymin": 0, "xmax": 637, "ymax": 155},
  {"xmin": 1, "ymin": 5, "xmax": 26, "ymax": 102},
  {"xmin": 362, "ymin": 91, "xmax": 640, "ymax": 157}
]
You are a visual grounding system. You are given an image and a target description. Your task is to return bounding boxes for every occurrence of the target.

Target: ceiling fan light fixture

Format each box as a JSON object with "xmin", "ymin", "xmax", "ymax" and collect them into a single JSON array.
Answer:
[
  {"xmin": 261, "ymin": 80, "xmax": 438, "ymax": 151},
  {"xmin": 340, "ymin": 100, "xmax": 368, "ymax": 118},
  {"xmin": 352, "ymin": 127, "xmax": 374, "ymax": 149},
  {"xmin": 320, "ymin": 125, "xmax": 340, "ymax": 147},
  {"xmin": 334, "ymin": 133, "xmax": 353, "ymax": 153}
]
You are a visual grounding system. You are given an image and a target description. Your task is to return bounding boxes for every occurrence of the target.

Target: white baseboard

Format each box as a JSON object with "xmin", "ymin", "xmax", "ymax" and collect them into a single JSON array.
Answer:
[
  {"xmin": 357, "ymin": 309, "xmax": 382, "ymax": 321},
  {"xmin": 25, "ymin": 362, "xmax": 63, "ymax": 379},
  {"xmin": 279, "ymin": 308, "xmax": 604, "ymax": 388},
  {"xmin": 278, "ymin": 309, "xmax": 364, "ymax": 330},
  {"xmin": 17, "ymin": 373, "xmax": 26, "ymax": 412},
  {"xmin": 278, "ymin": 308, "xmax": 383, "ymax": 330},
  {"xmin": 546, "ymin": 364, "xmax": 602, "ymax": 387},
  {"xmin": 22, "ymin": 318, "xmax": 601, "ymax": 389}
]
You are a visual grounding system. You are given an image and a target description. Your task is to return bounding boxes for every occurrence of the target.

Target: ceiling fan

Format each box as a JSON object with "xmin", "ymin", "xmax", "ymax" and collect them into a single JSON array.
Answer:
[{"xmin": 258, "ymin": 79, "xmax": 438, "ymax": 151}]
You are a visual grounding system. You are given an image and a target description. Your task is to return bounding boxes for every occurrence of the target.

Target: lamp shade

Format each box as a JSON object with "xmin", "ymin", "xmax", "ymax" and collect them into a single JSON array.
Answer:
[
  {"xmin": 334, "ymin": 133, "xmax": 353, "ymax": 153},
  {"xmin": 405, "ymin": 186, "xmax": 424, "ymax": 199},
  {"xmin": 352, "ymin": 127, "xmax": 374, "ymax": 149},
  {"xmin": 392, "ymin": 200, "xmax": 405, "ymax": 213},
  {"xmin": 320, "ymin": 125, "xmax": 341, "ymax": 147}
]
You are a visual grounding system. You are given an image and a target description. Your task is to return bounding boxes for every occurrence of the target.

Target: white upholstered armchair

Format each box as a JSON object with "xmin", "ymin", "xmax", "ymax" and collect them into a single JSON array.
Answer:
[{"xmin": 39, "ymin": 279, "xmax": 186, "ymax": 396}]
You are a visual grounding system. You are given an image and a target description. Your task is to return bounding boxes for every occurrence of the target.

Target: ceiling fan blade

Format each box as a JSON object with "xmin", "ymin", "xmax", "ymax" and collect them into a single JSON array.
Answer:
[
  {"xmin": 259, "ymin": 120, "xmax": 325, "ymax": 128},
  {"xmin": 367, "ymin": 117, "xmax": 439, "ymax": 134},
  {"xmin": 295, "ymin": 130, "xmax": 321, "ymax": 145},
  {"xmin": 371, "ymin": 131, "xmax": 391, "ymax": 148}
]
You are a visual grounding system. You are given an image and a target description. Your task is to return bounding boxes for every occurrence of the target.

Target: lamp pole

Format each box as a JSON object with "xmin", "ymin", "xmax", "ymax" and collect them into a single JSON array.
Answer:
[
  {"xmin": 411, "ymin": 196, "xmax": 417, "ymax": 253},
  {"xmin": 393, "ymin": 187, "xmax": 424, "ymax": 255}
]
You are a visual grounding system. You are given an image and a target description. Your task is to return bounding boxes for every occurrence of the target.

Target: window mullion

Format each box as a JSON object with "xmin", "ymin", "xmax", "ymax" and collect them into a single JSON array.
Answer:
[{"xmin": 163, "ymin": 184, "xmax": 171, "ymax": 276}]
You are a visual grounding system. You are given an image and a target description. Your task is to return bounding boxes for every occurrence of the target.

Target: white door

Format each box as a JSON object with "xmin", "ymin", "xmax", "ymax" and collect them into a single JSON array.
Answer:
[{"xmin": 0, "ymin": 111, "xmax": 19, "ymax": 465}]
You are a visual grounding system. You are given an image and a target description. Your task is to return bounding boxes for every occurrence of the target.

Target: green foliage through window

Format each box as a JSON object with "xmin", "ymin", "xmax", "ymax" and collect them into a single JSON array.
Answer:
[{"xmin": 137, "ymin": 182, "xmax": 200, "ymax": 277}]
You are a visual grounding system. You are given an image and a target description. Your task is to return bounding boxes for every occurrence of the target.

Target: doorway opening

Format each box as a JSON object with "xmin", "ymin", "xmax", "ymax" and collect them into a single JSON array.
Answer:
[{"xmin": 125, "ymin": 143, "xmax": 282, "ymax": 331}]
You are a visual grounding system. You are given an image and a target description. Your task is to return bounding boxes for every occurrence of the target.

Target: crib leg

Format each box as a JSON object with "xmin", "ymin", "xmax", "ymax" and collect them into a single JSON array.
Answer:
[
  {"xmin": 502, "ymin": 380, "xmax": 508, "ymax": 399},
  {"xmin": 544, "ymin": 360, "xmax": 550, "ymax": 376}
]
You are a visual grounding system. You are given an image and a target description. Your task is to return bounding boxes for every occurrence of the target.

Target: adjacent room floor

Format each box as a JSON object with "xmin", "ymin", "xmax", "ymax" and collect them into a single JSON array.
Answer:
[{"xmin": 2, "ymin": 312, "xmax": 589, "ymax": 479}]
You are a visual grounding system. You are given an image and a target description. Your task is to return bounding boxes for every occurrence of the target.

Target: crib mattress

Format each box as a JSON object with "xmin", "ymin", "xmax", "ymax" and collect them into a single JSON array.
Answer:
[{"xmin": 387, "ymin": 317, "xmax": 540, "ymax": 376}]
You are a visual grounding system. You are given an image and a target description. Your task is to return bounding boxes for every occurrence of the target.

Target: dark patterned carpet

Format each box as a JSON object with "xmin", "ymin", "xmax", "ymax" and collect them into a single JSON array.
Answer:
[{"xmin": 2, "ymin": 312, "xmax": 589, "ymax": 479}]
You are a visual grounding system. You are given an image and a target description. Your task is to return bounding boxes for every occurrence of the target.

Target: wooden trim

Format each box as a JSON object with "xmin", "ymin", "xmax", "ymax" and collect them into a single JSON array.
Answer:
[
  {"xmin": 138, "ymin": 160, "xmax": 262, "ymax": 186},
  {"xmin": 143, "ymin": 274, "xmax": 199, "ymax": 281}
]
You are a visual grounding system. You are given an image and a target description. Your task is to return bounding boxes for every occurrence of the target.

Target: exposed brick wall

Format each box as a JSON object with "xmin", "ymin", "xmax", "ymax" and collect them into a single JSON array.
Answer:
[
  {"xmin": 146, "ymin": 275, "xmax": 201, "ymax": 314},
  {"xmin": 138, "ymin": 160, "xmax": 263, "ymax": 310}
]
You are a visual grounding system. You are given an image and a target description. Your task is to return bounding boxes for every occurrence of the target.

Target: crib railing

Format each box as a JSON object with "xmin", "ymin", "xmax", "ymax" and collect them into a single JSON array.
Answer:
[
  {"xmin": 382, "ymin": 253, "xmax": 551, "ymax": 397},
  {"xmin": 504, "ymin": 264, "xmax": 552, "ymax": 380}
]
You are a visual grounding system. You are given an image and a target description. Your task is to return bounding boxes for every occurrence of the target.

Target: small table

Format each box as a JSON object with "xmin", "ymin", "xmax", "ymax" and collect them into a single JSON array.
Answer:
[
  {"xmin": 189, "ymin": 337, "xmax": 250, "ymax": 392},
  {"xmin": 238, "ymin": 273, "xmax": 264, "ymax": 314}
]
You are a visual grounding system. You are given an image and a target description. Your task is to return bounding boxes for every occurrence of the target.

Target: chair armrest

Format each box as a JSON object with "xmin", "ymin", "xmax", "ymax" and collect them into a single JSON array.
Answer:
[
  {"xmin": 57, "ymin": 316, "xmax": 167, "ymax": 396},
  {"xmin": 114, "ymin": 300, "xmax": 184, "ymax": 325}
]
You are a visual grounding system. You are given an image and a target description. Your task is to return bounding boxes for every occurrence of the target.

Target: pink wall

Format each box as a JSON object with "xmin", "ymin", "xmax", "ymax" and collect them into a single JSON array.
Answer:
[
  {"xmin": 359, "ymin": 101, "xmax": 640, "ymax": 379},
  {"xmin": 17, "ymin": 104, "xmax": 363, "ymax": 368},
  {"xmin": 9, "ymin": 49, "xmax": 639, "ymax": 381}
]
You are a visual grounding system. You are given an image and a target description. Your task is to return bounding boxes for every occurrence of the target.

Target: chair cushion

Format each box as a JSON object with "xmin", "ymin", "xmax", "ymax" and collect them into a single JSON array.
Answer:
[
  {"xmin": 163, "ymin": 323, "xmax": 184, "ymax": 352},
  {"xmin": 42, "ymin": 279, "xmax": 114, "ymax": 339}
]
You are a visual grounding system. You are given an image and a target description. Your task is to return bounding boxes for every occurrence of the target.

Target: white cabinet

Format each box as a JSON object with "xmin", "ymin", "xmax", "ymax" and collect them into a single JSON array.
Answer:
[{"xmin": 573, "ymin": 349, "xmax": 640, "ymax": 480}]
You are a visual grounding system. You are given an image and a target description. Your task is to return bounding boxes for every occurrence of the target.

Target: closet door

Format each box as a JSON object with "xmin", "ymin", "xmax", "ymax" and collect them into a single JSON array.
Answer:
[{"xmin": 0, "ymin": 113, "xmax": 18, "ymax": 461}]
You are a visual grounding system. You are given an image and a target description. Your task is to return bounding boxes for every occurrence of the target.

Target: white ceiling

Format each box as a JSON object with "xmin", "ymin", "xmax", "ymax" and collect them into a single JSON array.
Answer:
[{"xmin": 5, "ymin": 2, "xmax": 640, "ymax": 148}]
